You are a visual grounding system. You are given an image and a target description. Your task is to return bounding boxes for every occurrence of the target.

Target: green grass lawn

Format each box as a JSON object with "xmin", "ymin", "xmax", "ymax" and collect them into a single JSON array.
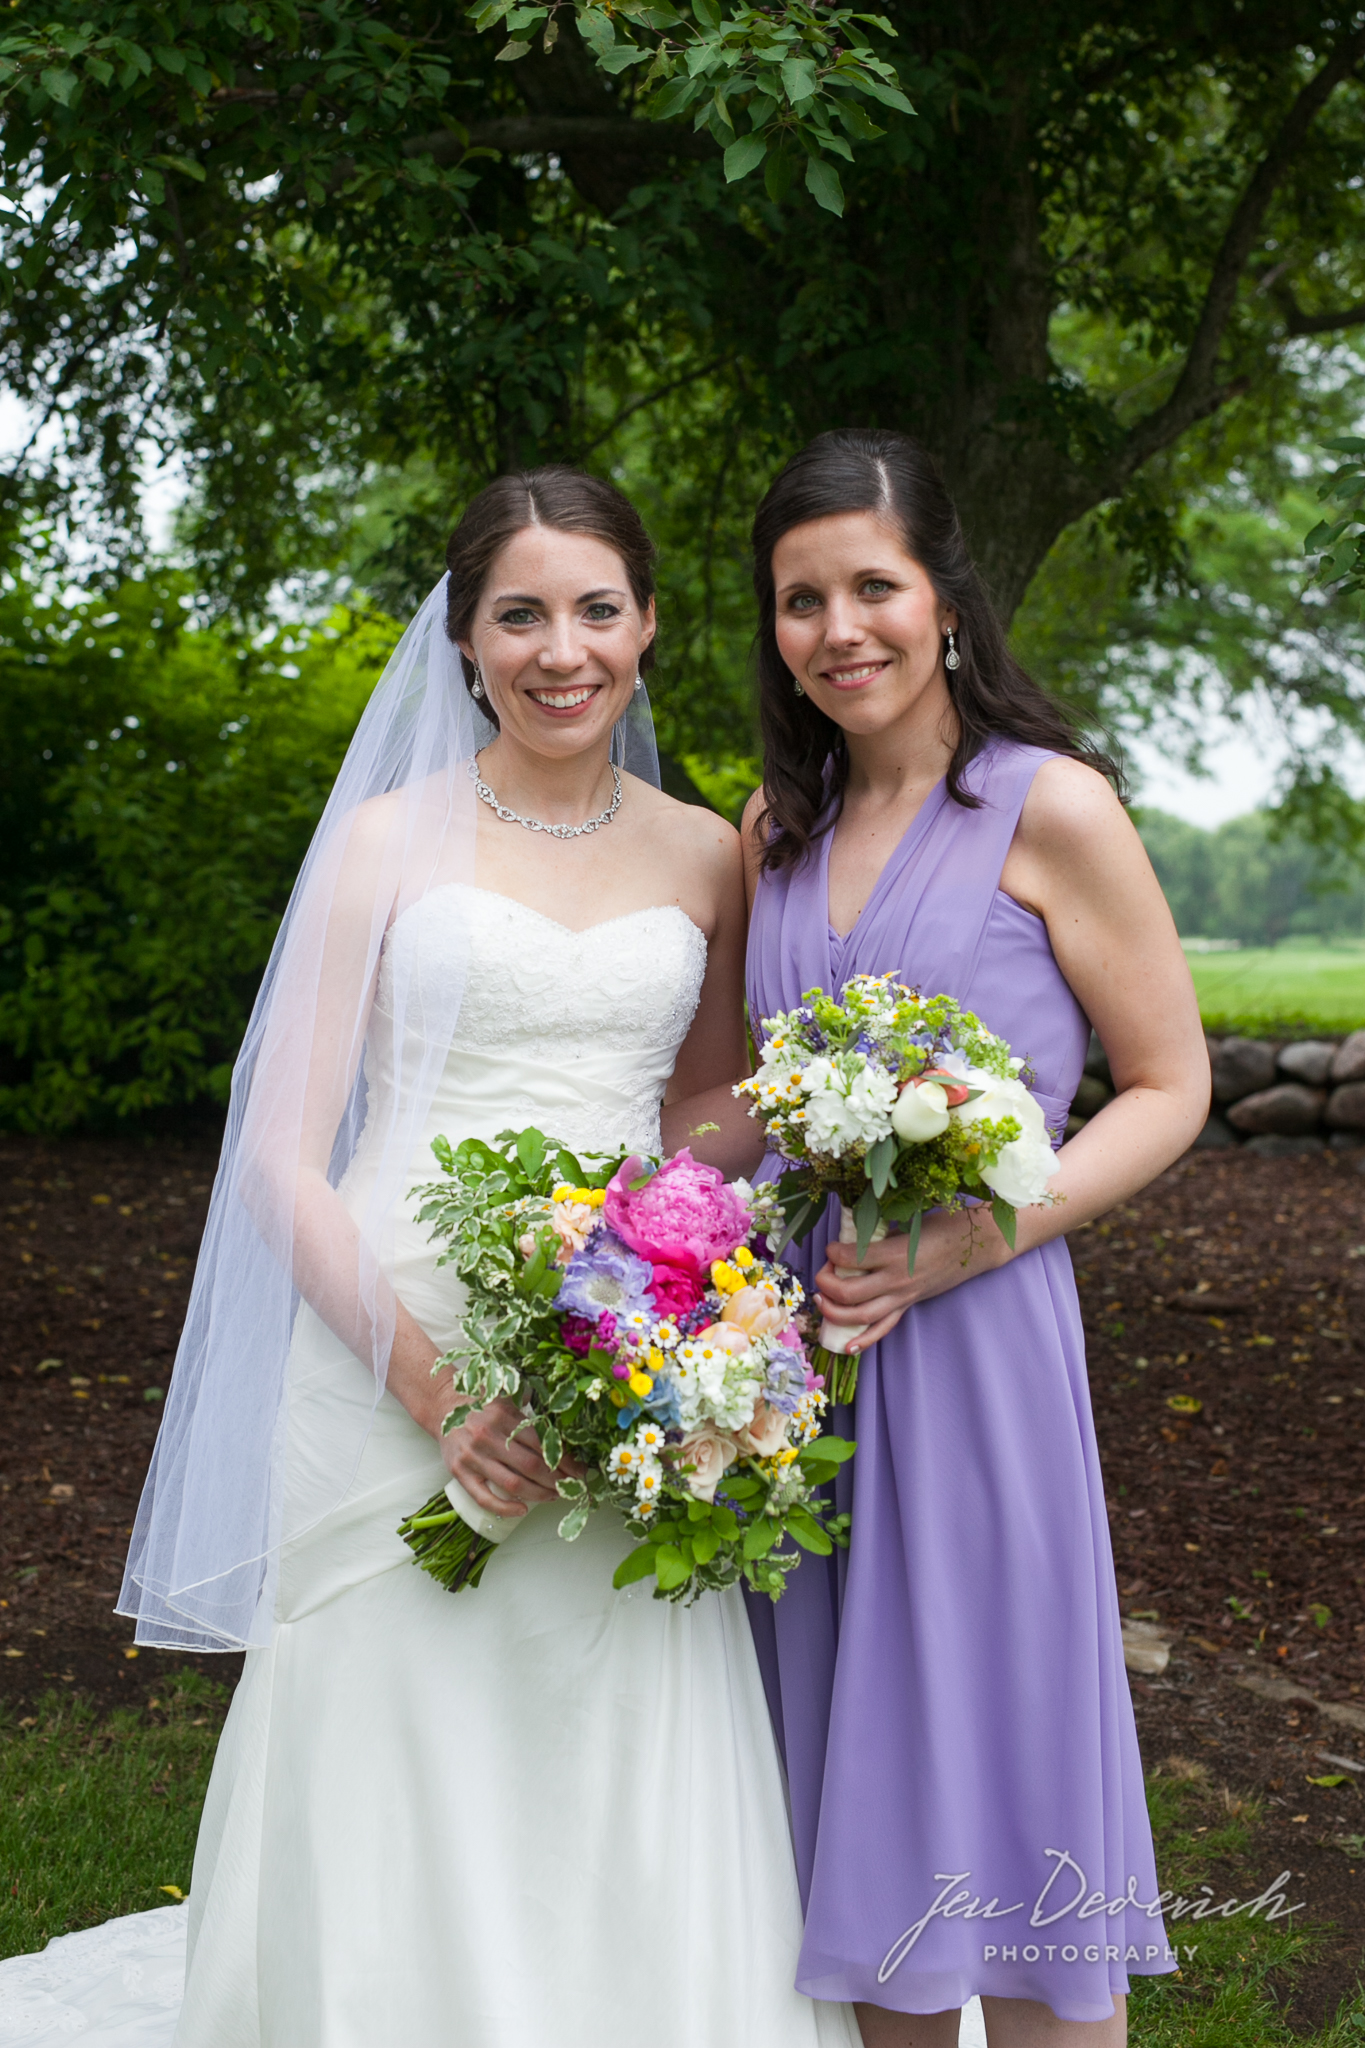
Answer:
[
  {"xmin": 3, "ymin": 1685, "xmax": 1364, "ymax": 2039},
  {"xmin": 1186, "ymin": 943, "xmax": 1365, "ymax": 1038},
  {"xmin": 1, "ymin": 1675, "xmax": 227, "ymax": 1958}
]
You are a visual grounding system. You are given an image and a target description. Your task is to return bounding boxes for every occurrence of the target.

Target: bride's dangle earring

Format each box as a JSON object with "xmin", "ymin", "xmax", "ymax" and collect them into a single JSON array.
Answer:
[{"xmin": 470, "ymin": 662, "xmax": 485, "ymax": 700}]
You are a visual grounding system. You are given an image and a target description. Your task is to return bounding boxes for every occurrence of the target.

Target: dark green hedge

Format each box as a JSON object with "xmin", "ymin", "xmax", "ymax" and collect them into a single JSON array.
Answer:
[{"xmin": 0, "ymin": 581, "xmax": 390, "ymax": 1131}]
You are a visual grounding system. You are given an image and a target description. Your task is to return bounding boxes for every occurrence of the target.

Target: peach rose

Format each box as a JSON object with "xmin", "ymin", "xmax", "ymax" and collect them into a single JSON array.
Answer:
[
  {"xmin": 694, "ymin": 1320, "xmax": 753, "ymax": 1355},
  {"xmin": 675, "ymin": 1424, "xmax": 739, "ymax": 1503},
  {"xmin": 733, "ymin": 1399, "xmax": 791, "ymax": 1459},
  {"xmin": 720, "ymin": 1281, "xmax": 786, "ymax": 1340},
  {"xmin": 549, "ymin": 1200, "xmax": 598, "ymax": 1259}
]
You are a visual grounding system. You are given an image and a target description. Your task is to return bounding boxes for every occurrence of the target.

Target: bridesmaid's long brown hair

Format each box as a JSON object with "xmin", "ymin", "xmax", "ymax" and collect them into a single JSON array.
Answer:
[{"xmin": 752, "ymin": 429, "xmax": 1121, "ymax": 872}]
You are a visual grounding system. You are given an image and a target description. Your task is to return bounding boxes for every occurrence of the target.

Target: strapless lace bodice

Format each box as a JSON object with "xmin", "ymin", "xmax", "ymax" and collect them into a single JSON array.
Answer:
[{"xmin": 364, "ymin": 885, "xmax": 708, "ymax": 1163}]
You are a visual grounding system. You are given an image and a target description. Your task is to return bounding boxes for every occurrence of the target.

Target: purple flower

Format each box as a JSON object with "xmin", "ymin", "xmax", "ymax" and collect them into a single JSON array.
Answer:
[
  {"xmin": 763, "ymin": 1345, "xmax": 808, "ymax": 1414},
  {"xmin": 555, "ymin": 1229, "xmax": 654, "ymax": 1325}
]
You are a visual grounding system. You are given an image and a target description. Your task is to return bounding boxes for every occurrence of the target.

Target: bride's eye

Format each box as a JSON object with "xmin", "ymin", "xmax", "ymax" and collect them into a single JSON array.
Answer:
[
  {"xmin": 861, "ymin": 578, "xmax": 894, "ymax": 597},
  {"xmin": 496, "ymin": 606, "xmax": 539, "ymax": 626},
  {"xmin": 584, "ymin": 601, "xmax": 621, "ymax": 622}
]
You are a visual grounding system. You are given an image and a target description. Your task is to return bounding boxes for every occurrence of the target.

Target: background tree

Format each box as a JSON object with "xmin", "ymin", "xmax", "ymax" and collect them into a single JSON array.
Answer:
[{"xmin": 0, "ymin": 1, "xmax": 1364, "ymax": 775}]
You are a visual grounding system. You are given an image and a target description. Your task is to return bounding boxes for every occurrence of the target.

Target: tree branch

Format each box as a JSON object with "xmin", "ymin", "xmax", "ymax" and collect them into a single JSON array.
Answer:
[
  {"xmin": 1275, "ymin": 288, "xmax": 1365, "ymax": 336},
  {"xmin": 1110, "ymin": 24, "xmax": 1365, "ymax": 482},
  {"xmin": 406, "ymin": 118, "xmax": 716, "ymax": 164},
  {"xmin": 579, "ymin": 356, "xmax": 727, "ymax": 455}
]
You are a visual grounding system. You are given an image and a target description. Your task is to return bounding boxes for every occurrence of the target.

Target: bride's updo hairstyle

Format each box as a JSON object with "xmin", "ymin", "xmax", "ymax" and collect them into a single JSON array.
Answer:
[
  {"xmin": 751, "ymin": 427, "xmax": 1121, "ymax": 872},
  {"xmin": 445, "ymin": 465, "xmax": 657, "ymax": 729}
]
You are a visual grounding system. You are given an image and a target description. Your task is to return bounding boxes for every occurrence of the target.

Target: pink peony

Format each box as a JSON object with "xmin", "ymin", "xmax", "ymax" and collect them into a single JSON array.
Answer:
[
  {"xmin": 647, "ymin": 1262, "xmax": 704, "ymax": 1320},
  {"xmin": 604, "ymin": 1150, "xmax": 751, "ymax": 1279}
]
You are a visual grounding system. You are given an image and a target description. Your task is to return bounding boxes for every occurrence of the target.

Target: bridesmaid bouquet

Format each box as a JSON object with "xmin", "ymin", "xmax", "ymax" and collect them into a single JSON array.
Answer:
[
  {"xmin": 735, "ymin": 972, "xmax": 1060, "ymax": 1400},
  {"xmin": 397, "ymin": 1128, "xmax": 853, "ymax": 1603}
]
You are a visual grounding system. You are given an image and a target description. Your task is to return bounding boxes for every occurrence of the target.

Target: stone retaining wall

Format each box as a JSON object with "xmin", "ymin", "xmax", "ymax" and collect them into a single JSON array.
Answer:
[{"xmin": 1069, "ymin": 1028, "xmax": 1365, "ymax": 1159}]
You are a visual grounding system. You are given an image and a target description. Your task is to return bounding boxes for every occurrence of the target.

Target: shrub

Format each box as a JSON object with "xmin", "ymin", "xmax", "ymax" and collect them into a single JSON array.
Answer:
[{"xmin": 0, "ymin": 579, "xmax": 389, "ymax": 1130}]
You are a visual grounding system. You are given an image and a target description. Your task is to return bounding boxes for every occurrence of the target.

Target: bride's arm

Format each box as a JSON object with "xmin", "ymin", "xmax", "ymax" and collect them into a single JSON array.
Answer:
[
  {"xmin": 660, "ymin": 786, "xmax": 772, "ymax": 1172},
  {"xmin": 659, "ymin": 810, "xmax": 763, "ymax": 1174},
  {"xmin": 245, "ymin": 800, "xmax": 564, "ymax": 1516}
]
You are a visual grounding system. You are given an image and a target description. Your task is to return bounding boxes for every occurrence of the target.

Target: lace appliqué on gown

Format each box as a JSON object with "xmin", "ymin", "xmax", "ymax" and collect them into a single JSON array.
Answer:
[{"xmin": 0, "ymin": 1905, "xmax": 186, "ymax": 2044}]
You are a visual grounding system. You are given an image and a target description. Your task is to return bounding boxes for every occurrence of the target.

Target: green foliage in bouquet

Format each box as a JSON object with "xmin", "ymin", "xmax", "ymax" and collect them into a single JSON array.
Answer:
[{"xmin": 397, "ymin": 1126, "xmax": 854, "ymax": 1604}]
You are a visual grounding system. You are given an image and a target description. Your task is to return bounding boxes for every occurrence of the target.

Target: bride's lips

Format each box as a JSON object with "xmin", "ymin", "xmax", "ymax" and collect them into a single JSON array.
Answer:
[
  {"xmin": 817, "ymin": 659, "xmax": 890, "ymax": 691},
  {"xmin": 526, "ymin": 683, "xmax": 603, "ymax": 717}
]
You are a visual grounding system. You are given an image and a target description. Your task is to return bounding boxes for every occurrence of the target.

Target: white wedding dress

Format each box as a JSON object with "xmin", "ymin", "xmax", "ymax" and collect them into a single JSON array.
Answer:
[{"xmin": 1, "ymin": 889, "xmax": 862, "ymax": 2048}]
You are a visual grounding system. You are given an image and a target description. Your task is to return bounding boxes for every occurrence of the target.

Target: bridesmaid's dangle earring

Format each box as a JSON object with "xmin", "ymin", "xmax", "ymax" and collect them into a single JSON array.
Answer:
[
  {"xmin": 793, "ymin": 678, "xmax": 805, "ymax": 696},
  {"xmin": 944, "ymin": 628, "xmax": 960, "ymax": 672}
]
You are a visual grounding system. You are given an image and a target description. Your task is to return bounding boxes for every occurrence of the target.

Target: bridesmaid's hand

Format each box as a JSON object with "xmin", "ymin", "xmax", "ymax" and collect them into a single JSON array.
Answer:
[
  {"xmin": 441, "ymin": 1395, "xmax": 583, "ymax": 1518},
  {"xmin": 814, "ymin": 1208, "xmax": 1013, "ymax": 1351}
]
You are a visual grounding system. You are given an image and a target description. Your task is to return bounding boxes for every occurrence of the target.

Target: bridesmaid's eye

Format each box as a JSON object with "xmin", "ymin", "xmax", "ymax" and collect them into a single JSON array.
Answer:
[
  {"xmin": 861, "ymin": 578, "xmax": 894, "ymax": 597},
  {"xmin": 787, "ymin": 593, "xmax": 821, "ymax": 613}
]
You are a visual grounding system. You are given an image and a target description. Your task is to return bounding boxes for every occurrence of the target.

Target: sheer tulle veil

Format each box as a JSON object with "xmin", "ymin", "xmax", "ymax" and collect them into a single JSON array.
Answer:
[{"xmin": 118, "ymin": 576, "xmax": 660, "ymax": 1650}]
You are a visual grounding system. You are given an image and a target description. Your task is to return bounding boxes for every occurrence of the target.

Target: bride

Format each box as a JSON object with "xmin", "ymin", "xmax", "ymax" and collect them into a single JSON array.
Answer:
[{"xmin": 93, "ymin": 467, "xmax": 859, "ymax": 2048}]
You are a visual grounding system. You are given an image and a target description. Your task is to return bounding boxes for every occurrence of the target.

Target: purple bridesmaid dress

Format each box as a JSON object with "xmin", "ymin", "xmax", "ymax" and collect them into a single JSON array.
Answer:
[{"xmin": 745, "ymin": 738, "xmax": 1174, "ymax": 2023}]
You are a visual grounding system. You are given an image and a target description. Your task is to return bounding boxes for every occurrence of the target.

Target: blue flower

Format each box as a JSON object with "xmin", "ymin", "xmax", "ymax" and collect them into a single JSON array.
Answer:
[
  {"xmin": 764, "ymin": 1345, "xmax": 807, "ymax": 1415},
  {"xmin": 555, "ymin": 1228, "xmax": 655, "ymax": 1324}
]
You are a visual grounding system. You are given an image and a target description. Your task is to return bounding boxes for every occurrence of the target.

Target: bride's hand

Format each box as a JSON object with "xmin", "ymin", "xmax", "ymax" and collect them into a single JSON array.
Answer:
[
  {"xmin": 815, "ymin": 1208, "xmax": 1013, "ymax": 1351},
  {"xmin": 441, "ymin": 1395, "xmax": 584, "ymax": 1518}
]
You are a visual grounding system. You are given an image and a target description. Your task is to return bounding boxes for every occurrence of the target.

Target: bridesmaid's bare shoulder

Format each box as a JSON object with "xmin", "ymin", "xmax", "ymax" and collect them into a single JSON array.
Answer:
[{"xmin": 1005, "ymin": 755, "xmax": 1153, "ymax": 918}]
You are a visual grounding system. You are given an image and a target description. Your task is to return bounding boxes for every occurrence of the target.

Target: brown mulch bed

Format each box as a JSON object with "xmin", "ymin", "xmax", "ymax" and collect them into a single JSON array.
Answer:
[
  {"xmin": 0, "ymin": 1133, "xmax": 238, "ymax": 1713},
  {"xmin": 2, "ymin": 1135, "xmax": 1364, "ymax": 2022}
]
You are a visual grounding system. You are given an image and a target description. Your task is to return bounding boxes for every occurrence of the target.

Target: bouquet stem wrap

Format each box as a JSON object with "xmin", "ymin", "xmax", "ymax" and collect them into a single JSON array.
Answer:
[{"xmin": 817, "ymin": 1202, "xmax": 889, "ymax": 1403}]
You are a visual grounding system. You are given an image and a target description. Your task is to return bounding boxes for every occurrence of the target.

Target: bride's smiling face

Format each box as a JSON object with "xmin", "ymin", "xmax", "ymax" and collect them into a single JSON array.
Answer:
[
  {"xmin": 462, "ymin": 525, "xmax": 655, "ymax": 758},
  {"xmin": 772, "ymin": 510, "xmax": 957, "ymax": 739}
]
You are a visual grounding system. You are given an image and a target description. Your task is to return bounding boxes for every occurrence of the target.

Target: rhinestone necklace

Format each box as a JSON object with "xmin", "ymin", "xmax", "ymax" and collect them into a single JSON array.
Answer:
[{"xmin": 470, "ymin": 752, "xmax": 623, "ymax": 841}]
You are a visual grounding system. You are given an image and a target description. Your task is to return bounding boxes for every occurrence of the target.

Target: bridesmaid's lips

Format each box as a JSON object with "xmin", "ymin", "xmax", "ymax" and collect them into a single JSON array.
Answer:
[{"xmin": 819, "ymin": 660, "xmax": 891, "ymax": 691}]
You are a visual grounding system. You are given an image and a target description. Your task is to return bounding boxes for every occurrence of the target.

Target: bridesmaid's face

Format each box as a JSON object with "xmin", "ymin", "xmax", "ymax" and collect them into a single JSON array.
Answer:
[
  {"xmin": 462, "ymin": 526, "xmax": 655, "ymax": 759},
  {"xmin": 771, "ymin": 512, "xmax": 957, "ymax": 736}
]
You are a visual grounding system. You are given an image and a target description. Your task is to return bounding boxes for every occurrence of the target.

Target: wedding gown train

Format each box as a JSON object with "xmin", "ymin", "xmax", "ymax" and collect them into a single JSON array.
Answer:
[{"xmin": 2, "ymin": 889, "xmax": 878, "ymax": 2047}]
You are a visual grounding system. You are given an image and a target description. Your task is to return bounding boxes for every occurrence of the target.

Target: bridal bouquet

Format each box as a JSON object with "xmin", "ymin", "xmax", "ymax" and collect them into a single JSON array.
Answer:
[
  {"xmin": 735, "ymin": 973, "xmax": 1060, "ymax": 1400},
  {"xmin": 397, "ymin": 1129, "xmax": 853, "ymax": 1603}
]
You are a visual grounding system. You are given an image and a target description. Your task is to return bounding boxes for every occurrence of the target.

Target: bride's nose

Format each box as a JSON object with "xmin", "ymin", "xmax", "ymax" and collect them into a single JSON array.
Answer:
[{"xmin": 536, "ymin": 621, "xmax": 592, "ymax": 675}]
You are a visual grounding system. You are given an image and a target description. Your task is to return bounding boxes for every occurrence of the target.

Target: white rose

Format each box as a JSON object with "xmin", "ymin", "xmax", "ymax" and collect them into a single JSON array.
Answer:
[
  {"xmin": 955, "ymin": 1072, "xmax": 1048, "ymax": 1145},
  {"xmin": 980, "ymin": 1135, "xmax": 1057, "ymax": 1208},
  {"xmin": 890, "ymin": 1078, "xmax": 950, "ymax": 1142}
]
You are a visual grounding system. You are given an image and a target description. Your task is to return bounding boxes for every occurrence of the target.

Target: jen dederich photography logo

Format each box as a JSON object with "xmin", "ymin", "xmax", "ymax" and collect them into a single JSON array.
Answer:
[{"xmin": 877, "ymin": 1852, "xmax": 1307, "ymax": 1984}]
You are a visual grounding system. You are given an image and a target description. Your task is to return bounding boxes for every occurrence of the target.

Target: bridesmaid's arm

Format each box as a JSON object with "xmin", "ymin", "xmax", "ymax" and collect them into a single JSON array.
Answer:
[
  {"xmin": 817, "ymin": 759, "xmax": 1210, "ymax": 1347},
  {"xmin": 660, "ymin": 788, "xmax": 770, "ymax": 1173}
]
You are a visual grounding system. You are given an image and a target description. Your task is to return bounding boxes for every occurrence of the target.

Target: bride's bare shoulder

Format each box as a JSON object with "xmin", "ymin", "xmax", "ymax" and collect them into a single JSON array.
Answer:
[{"xmin": 626, "ymin": 773, "xmax": 739, "ymax": 863}]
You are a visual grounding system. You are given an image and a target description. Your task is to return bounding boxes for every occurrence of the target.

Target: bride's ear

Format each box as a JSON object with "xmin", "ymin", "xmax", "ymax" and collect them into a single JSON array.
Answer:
[{"xmin": 638, "ymin": 597, "xmax": 657, "ymax": 656}]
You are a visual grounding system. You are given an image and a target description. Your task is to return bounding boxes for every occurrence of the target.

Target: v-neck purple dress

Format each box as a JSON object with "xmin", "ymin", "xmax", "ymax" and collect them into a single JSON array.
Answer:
[{"xmin": 744, "ymin": 738, "xmax": 1172, "ymax": 2024}]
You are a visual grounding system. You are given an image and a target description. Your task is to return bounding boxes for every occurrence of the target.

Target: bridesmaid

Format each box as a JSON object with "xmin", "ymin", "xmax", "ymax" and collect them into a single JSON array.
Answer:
[{"xmin": 736, "ymin": 431, "xmax": 1209, "ymax": 2045}]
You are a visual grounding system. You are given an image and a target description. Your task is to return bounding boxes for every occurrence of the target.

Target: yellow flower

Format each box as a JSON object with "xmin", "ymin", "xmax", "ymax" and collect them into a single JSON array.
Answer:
[
  {"xmin": 628, "ymin": 1370, "xmax": 654, "ymax": 1399},
  {"xmin": 732, "ymin": 1245, "xmax": 755, "ymax": 1269},
  {"xmin": 552, "ymin": 1184, "xmax": 574, "ymax": 1203},
  {"xmin": 647, "ymin": 1347, "xmax": 666, "ymax": 1373},
  {"xmin": 710, "ymin": 1260, "xmax": 746, "ymax": 1295},
  {"xmin": 609, "ymin": 1386, "xmax": 631, "ymax": 1408}
]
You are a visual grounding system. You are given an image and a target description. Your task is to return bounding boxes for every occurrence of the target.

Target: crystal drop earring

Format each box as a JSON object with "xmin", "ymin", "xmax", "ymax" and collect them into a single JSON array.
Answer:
[
  {"xmin": 634, "ymin": 673, "xmax": 644, "ymax": 692},
  {"xmin": 793, "ymin": 679, "xmax": 805, "ymax": 697},
  {"xmin": 471, "ymin": 662, "xmax": 485, "ymax": 700},
  {"xmin": 944, "ymin": 628, "xmax": 960, "ymax": 673}
]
